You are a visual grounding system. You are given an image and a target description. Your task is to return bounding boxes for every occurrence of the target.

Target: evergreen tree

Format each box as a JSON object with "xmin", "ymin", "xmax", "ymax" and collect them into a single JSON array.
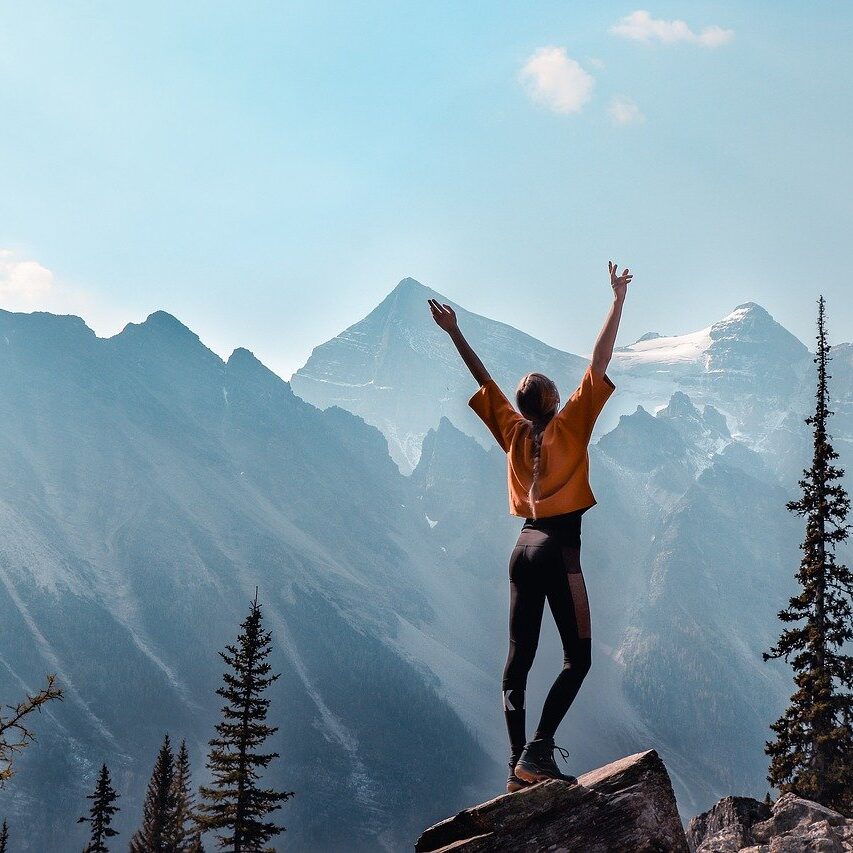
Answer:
[
  {"xmin": 0, "ymin": 818, "xmax": 8, "ymax": 853},
  {"xmin": 196, "ymin": 590, "xmax": 294, "ymax": 851},
  {"xmin": 763, "ymin": 295, "xmax": 853, "ymax": 814},
  {"xmin": 172, "ymin": 739, "xmax": 199, "ymax": 851},
  {"xmin": 78, "ymin": 763, "xmax": 120, "ymax": 852},
  {"xmin": 130, "ymin": 734, "xmax": 177, "ymax": 852},
  {"xmin": 188, "ymin": 832, "xmax": 205, "ymax": 852}
]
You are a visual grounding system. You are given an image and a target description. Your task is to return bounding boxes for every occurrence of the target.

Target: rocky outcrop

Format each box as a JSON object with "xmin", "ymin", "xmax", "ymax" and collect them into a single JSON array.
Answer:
[
  {"xmin": 687, "ymin": 796, "xmax": 772, "ymax": 851},
  {"xmin": 687, "ymin": 792, "xmax": 853, "ymax": 852},
  {"xmin": 415, "ymin": 749, "xmax": 689, "ymax": 852}
]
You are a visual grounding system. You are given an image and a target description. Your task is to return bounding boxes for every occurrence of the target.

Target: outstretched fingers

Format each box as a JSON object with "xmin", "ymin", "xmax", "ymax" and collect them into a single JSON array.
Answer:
[{"xmin": 427, "ymin": 298, "xmax": 458, "ymax": 330}]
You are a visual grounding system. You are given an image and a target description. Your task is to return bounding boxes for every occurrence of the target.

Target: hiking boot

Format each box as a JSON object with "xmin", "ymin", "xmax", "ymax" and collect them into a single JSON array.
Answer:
[
  {"xmin": 514, "ymin": 736, "xmax": 578, "ymax": 785},
  {"xmin": 506, "ymin": 752, "xmax": 531, "ymax": 793}
]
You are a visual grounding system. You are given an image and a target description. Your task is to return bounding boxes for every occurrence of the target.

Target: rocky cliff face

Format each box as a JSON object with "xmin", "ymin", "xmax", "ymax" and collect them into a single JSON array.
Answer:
[{"xmin": 687, "ymin": 793, "xmax": 853, "ymax": 852}]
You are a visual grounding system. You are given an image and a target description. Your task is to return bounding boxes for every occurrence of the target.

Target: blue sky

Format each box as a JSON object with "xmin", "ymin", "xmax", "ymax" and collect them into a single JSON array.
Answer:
[{"xmin": 1, "ymin": 2, "xmax": 851, "ymax": 377}]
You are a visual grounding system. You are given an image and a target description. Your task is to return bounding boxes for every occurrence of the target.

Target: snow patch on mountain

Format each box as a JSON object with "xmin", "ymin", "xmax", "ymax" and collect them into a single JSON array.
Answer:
[{"xmin": 612, "ymin": 326, "xmax": 712, "ymax": 368}]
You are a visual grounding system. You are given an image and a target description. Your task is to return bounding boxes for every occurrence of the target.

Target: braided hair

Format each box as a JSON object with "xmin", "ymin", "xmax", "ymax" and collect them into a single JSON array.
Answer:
[{"xmin": 516, "ymin": 372, "xmax": 560, "ymax": 519}]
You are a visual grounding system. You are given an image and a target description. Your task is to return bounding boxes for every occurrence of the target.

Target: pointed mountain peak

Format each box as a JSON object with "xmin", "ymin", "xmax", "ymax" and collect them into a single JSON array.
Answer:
[
  {"xmin": 384, "ymin": 276, "xmax": 446, "ymax": 312},
  {"xmin": 711, "ymin": 302, "xmax": 775, "ymax": 333},
  {"xmin": 110, "ymin": 310, "xmax": 223, "ymax": 371},
  {"xmin": 146, "ymin": 309, "xmax": 180, "ymax": 322},
  {"xmin": 656, "ymin": 391, "xmax": 701, "ymax": 421},
  {"xmin": 116, "ymin": 310, "xmax": 201, "ymax": 345},
  {"xmin": 598, "ymin": 405, "xmax": 686, "ymax": 471},
  {"xmin": 728, "ymin": 301, "xmax": 767, "ymax": 317},
  {"xmin": 228, "ymin": 346, "xmax": 266, "ymax": 370},
  {"xmin": 392, "ymin": 277, "xmax": 429, "ymax": 294},
  {"xmin": 421, "ymin": 415, "xmax": 484, "ymax": 450},
  {"xmin": 708, "ymin": 301, "xmax": 808, "ymax": 365},
  {"xmin": 142, "ymin": 310, "xmax": 194, "ymax": 333},
  {"xmin": 227, "ymin": 347, "xmax": 295, "ymax": 397},
  {"xmin": 656, "ymin": 392, "xmax": 734, "ymax": 445}
]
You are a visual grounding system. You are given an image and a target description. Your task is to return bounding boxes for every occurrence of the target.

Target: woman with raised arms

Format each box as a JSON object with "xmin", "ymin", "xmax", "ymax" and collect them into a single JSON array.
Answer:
[{"xmin": 428, "ymin": 262, "xmax": 632, "ymax": 792}]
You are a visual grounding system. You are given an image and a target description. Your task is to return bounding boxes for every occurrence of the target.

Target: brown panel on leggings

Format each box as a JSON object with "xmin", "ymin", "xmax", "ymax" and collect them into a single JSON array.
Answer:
[{"xmin": 562, "ymin": 545, "xmax": 591, "ymax": 639}]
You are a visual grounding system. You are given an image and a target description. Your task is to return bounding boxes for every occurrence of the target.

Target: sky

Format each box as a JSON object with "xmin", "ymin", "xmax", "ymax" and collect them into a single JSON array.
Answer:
[{"xmin": 1, "ymin": 2, "xmax": 851, "ymax": 378}]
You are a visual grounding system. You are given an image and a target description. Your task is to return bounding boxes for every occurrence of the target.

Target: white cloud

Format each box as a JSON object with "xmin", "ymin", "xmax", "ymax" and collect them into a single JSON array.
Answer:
[
  {"xmin": 610, "ymin": 10, "xmax": 733, "ymax": 47},
  {"xmin": 0, "ymin": 251, "xmax": 56, "ymax": 308},
  {"xmin": 519, "ymin": 47, "xmax": 595, "ymax": 114},
  {"xmin": 0, "ymin": 249, "xmax": 125, "ymax": 335},
  {"xmin": 608, "ymin": 96, "xmax": 645, "ymax": 125}
]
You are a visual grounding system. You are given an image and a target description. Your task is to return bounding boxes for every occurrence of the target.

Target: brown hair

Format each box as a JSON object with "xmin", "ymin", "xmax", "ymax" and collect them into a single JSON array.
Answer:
[{"xmin": 516, "ymin": 372, "xmax": 560, "ymax": 518}]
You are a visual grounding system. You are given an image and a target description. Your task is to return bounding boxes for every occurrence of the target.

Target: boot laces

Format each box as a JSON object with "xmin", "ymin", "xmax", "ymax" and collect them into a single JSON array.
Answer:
[{"xmin": 551, "ymin": 743, "xmax": 570, "ymax": 766}]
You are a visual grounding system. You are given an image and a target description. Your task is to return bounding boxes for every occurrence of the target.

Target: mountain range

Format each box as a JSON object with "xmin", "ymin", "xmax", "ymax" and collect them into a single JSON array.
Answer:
[{"xmin": 0, "ymin": 279, "xmax": 849, "ymax": 850}]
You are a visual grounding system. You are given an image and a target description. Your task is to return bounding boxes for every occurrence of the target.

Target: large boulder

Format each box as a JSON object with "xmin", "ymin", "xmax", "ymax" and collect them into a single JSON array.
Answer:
[
  {"xmin": 687, "ymin": 792, "xmax": 853, "ymax": 852},
  {"xmin": 415, "ymin": 748, "xmax": 689, "ymax": 852},
  {"xmin": 686, "ymin": 796, "xmax": 772, "ymax": 851}
]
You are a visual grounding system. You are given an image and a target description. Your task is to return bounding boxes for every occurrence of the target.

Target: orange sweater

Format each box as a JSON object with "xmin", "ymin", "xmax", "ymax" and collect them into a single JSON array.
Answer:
[{"xmin": 468, "ymin": 364, "xmax": 615, "ymax": 518}]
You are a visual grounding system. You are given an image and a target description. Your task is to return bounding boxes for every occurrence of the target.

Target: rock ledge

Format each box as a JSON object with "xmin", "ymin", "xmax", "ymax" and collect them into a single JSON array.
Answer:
[
  {"xmin": 415, "ymin": 748, "xmax": 689, "ymax": 852},
  {"xmin": 687, "ymin": 792, "xmax": 853, "ymax": 852}
]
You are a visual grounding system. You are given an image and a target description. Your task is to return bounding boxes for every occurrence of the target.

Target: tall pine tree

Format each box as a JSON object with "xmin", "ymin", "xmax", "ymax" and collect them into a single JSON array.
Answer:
[
  {"xmin": 78, "ymin": 763, "xmax": 120, "ymax": 852},
  {"xmin": 763, "ymin": 295, "xmax": 853, "ymax": 814},
  {"xmin": 172, "ymin": 739, "xmax": 202, "ymax": 852},
  {"xmin": 130, "ymin": 733, "xmax": 177, "ymax": 852},
  {"xmin": 196, "ymin": 590, "xmax": 294, "ymax": 851}
]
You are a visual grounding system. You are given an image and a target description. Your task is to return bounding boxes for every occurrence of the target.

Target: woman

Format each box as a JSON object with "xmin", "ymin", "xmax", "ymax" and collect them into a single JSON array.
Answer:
[{"xmin": 428, "ymin": 261, "xmax": 631, "ymax": 793}]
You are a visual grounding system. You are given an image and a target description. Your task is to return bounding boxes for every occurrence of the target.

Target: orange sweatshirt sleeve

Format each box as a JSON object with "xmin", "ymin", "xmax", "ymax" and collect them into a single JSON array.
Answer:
[
  {"xmin": 468, "ymin": 378, "xmax": 525, "ymax": 453},
  {"xmin": 551, "ymin": 364, "xmax": 616, "ymax": 445}
]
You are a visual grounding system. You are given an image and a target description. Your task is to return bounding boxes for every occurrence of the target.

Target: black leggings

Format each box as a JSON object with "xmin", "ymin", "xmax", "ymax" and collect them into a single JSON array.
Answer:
[{"xmin": 502, "ymin": 511, "xmax": 592, "ymax": 753}]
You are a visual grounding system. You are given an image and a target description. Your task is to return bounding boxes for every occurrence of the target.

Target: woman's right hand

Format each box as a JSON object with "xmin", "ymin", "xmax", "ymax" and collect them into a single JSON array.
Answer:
[
  {"xmin": 428, "ymin": 299, "xmax": 459, "ymax": 334},
  {"xmin": 608, "ymin": 261, "xmax": 633, "ymax": 301}
]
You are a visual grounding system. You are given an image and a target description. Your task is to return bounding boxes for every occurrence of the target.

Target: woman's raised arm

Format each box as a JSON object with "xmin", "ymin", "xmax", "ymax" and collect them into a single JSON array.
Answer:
[
  {"xmin": 428, "ymin": 299, "xmax": 491, "ymax": 387},
  {"xmin": 591, "ymin": 261, "xmax": 633, "ymax": 378}
]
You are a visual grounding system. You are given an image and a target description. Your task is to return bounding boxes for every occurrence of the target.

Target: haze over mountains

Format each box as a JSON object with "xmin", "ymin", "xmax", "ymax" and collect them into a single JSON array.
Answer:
[
  {"xmin": 293, "ymin": 278, "xmax": 837, "ymax": 485},
  {"xmin": 0, "ymin": 278, "xmax": 850, "ymax": 850}
]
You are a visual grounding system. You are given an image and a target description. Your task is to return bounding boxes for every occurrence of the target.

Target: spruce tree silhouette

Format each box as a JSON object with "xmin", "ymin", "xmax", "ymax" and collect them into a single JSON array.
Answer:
[
  {"xmin": 196, "ymin": 589, "xmax": 294, "ymax": 850},
  {"xmin": 173, "ymin": 739, "xmax": 204, "ymax": 851},
  {"xmin": 130, "ymin": 733, "xmax": 177, "ymax": 852},
  {"xmin": 763, "ymin": 295, "xmax": 853, "ymax": 814},
  {"xmin": 78, "ymin": 763, "xmax": 120, "ymax": 852}
]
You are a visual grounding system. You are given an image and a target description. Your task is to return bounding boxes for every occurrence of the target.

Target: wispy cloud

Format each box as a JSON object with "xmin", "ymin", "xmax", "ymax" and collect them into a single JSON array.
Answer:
[
  {"xmin": 608, "ymin": 96, "xmax": 645, "ymax": 125},
  {"xmin": 519, "ymin": 47, "xmax": 595, "ymax": 114},
  {"xmin": 611, "ymin": 10, "xmax": 733, "ymax": 48}
]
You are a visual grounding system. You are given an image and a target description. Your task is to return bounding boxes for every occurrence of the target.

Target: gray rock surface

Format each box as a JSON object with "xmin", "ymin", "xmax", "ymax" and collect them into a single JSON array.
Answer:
[
  {"xmin": 686, "ymin": 796, "xmax": 772, "ymax": 851},
  {"xmin": 688, "ymin": 792, "xmax": 853, "ymax": 852},
  {"xmin": 415, "ymin": 748, "xmax": 689, "ymax": 852}
]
